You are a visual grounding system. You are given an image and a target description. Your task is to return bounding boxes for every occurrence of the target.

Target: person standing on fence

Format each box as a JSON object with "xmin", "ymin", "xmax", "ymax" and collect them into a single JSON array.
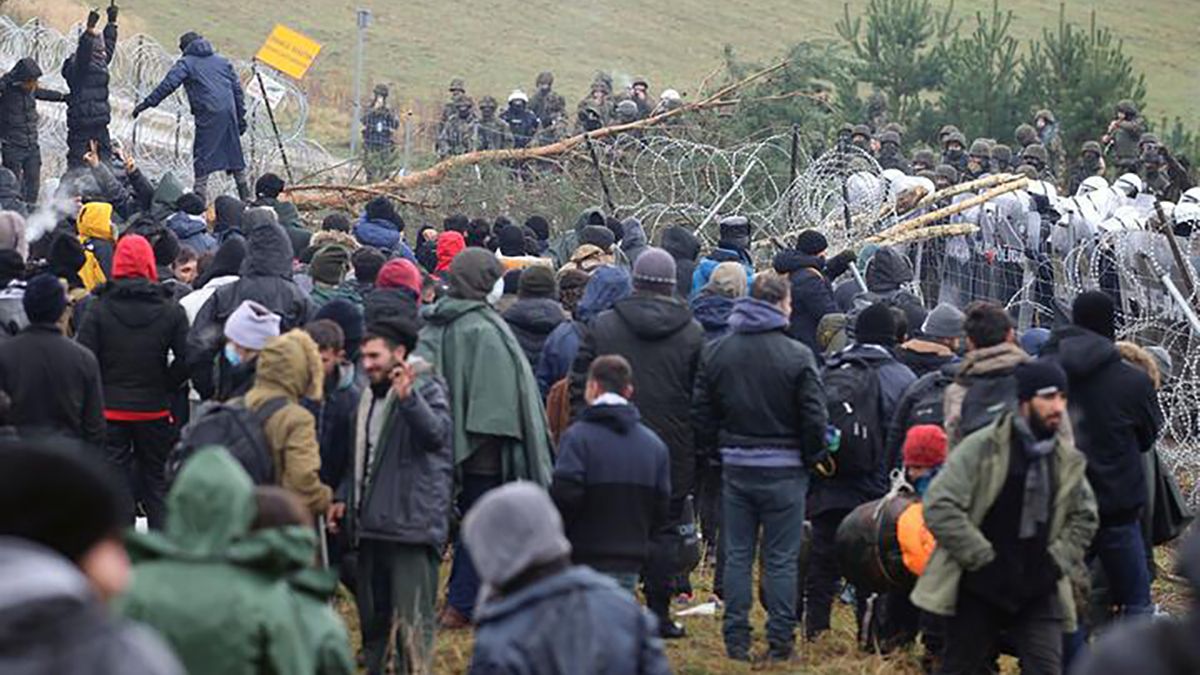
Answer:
[
  {"xmin": 61, "ymin": 6, "xmax": 118, "ymax": 168},
  {"xmin": 0, "ymin": 57, "xmax": 66, "ymax": 204},
  {"xmin": 133, "ymin": 32, "xmax": 251, "ymax": 202}
]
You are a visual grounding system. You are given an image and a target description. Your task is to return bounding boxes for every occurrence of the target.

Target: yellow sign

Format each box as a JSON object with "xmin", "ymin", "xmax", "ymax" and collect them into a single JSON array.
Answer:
[{"xmin": 255, "ymin": 24, "xmax": 322, "ymax": 80}]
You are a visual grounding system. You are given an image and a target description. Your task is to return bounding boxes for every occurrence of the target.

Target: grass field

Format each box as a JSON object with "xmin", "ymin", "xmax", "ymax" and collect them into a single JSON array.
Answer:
[{"xmin": 16, "ymin": 0, "xmax": 1200, "ymax": 150}]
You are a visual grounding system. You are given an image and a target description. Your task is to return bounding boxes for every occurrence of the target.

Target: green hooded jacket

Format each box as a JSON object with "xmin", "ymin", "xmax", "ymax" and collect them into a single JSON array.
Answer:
[
  {"xmin": 415, "ymin": 298, "xmax": 553, "ymax": 486},
  {"xmin": 910, "ymin": 413, "xmax": 1098, "ymax": 631},
  {"xmin": 116, "ymin": 449, "xmax": 319, "ymax": 675}
]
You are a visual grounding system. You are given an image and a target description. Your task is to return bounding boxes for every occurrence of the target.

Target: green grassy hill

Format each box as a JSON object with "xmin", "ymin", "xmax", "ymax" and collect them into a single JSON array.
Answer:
[{"xmin": 37, "ymin": 0, "xmax": 1200, "ymax": 148}]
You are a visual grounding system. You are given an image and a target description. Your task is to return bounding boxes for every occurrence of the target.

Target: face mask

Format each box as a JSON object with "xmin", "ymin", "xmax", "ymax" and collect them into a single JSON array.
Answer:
[
  {"xmin": 913, "ymin": 469, "xmax": 939, "ymax": 496},
  {"xmin": 224, "ymin": 342, "xmax": 242, "ymax": 367},
  {"xmin": 486, "ymin": 276, "xmax": 505, "ymax": 307}
]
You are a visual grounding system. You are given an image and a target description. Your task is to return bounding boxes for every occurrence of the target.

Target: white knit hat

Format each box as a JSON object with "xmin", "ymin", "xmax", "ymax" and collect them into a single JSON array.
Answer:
[{"xmin": 223, "ymin": 299, "xmax": 281, "ymax": 350}]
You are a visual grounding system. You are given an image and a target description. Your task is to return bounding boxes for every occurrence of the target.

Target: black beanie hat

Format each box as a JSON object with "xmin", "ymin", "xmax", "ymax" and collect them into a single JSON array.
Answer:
[
  {"xmin": 524, "ymin": 215, "xmax": 551, "ymax": 241},
  {"xmin": 365, "ymin": 196, "xmax": 402, "ymax": 229},
  {"xmin": 316, "ymin": 298, "xmax": 366, "ymax": 359},
  {"xmin": 518, "ymin": 265, "xmax": 557, "ymax": 299},
  {"xmin": 1014, "ymin": 360, "xmax": 1068, "ymax": 401},
  {"xmin": 1072, "ymin": 290, "xmax": 1115, "ymax": 340},
  {"xmin": 855, "ymin": 302, "xmax": 898, "ymax": 347},
  {"xmin": 580, "ymin": 225, "xmax": 615, "ymax": 252},
  {"xmin": 368, "ymin": 315, "xmax": 421, "ymax": 354},
  {"xmin": 255, "ymin": 173, "xmax": 285, "ymax": 200},
  {"xmin": 0, "ymin": 443, "xmax": 124, "ymax": 563},
  {"xmin": 176, "ymin": 192, "xmax": 206, "ymax": 216},
  {"xmin": 351, "ymin": 246, "xmax": 387, "ymax": 284},
  {"xmin": 152, "ymin": 228, "xmax": 181, "ymax": 267},
  {"xmin": 178, "ymin": 31, "xmax": 202, "ymax": 53},
  {"xmin": 23, "ymin": 273, "xmax": 67, "ymax": 324},
  {"xmin": 321, "ymin": 213, "xmax": 351, "ymax": 233},
  {"xmin": 795, "ymin": 229, "xmax": 829, "ymax": 256},
  {"xmin": 48, "ymin": 234, "xmax": 86, "ymax": 281},
  {"xmin": 497, "ymin": 225, "xmax": 526, "ymax": 257}
]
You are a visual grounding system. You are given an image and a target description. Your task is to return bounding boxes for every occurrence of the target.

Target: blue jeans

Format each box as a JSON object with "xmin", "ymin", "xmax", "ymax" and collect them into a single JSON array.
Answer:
[
  {"xmin": 1090, "ymin": 521, "xmax": 1152, "ymax": 617},
  {"xmin": 446, "ymin": 473, "xmax": 503, "ymax": 617},
  {"xmin": 721, "ymin": 465, "xmax": 809, "ymax": 656}
]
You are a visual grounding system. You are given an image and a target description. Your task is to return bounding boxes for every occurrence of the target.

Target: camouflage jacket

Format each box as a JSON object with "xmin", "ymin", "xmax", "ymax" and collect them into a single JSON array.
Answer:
[
  {"xmin": 361, "ymin": 107, "xmax": 399, "ymax": 148},
  {"xmin": 475, "ymin": 117, "xmax": 513, "ymax": 151},
  {"xmin": 437, "ymin": 115, "xmax": 476, "ymax": 157}
]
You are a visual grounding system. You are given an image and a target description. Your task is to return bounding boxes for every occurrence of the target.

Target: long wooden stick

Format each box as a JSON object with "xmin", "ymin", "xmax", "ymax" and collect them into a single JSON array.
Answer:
[{"xmin": 864, "ymin": 177, "xmax": 1029, "ymax": 244}]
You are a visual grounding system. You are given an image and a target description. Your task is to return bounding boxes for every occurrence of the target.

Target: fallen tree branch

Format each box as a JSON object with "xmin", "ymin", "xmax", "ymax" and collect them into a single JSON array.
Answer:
[{"xmin": 864, "ymin": 177, "xmax": 1029, "ymax": 244}]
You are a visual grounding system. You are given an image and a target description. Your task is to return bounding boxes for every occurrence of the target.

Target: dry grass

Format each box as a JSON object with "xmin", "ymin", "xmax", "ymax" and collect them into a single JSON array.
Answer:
[{"xmin": 4, "ymin": 0, "xmax": 147, "ymax": 35}]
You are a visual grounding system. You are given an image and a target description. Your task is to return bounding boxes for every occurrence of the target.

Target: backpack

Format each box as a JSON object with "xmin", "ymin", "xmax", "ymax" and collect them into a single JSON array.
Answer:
[
  {"xmin": 823, "ymin": 353, "xmax": 884, "ymax": 477},
  {"xmin": 905, "ymin": 371, "xmax": 953, "ymax": 430},
  {"xmin": 957, "ymin": 372, "xmax": 1018, "ymax": 441},
  {"xmin": 168, "ymin": 397, "xmax": 290, "ymax": 485}
]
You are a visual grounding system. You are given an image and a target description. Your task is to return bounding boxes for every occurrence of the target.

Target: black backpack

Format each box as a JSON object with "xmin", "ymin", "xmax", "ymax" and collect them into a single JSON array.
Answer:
[
  {"xmin": 168, "ymin": 397, "xmax": 290, "ymax": 485},
  {"xmin": 957, "ymin": 371, "xmax": 1018, "ymax": 441},
  {"xmin": 905, "ymin": 370, "xmax": 953, "ymax": 429},
  {"xmin": 823, "ymin": 353, "xmax": 884, "ymax": 477}
]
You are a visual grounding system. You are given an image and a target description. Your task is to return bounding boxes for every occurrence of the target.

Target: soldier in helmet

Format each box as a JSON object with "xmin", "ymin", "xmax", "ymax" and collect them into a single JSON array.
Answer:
[
  {"xmin": 1068, "ymin": 141, "xmax": 1106, "ymax": 195},
  {"xmin": 1102, "ymin": 99, "xmax": 1146, "ymax": 174},
  {"xmin": 876, "ymin": 130, "xmax": 910, "ymax": 172},
  {"xmin": 475, "ymin": 96, "xmax": 512, "ymax": 151},
  {"xmin": 1020, "ymin": 143, "xmax": 1054, "ymax": 183},
  {"xmin": 361, "ymin": 84, "xmax": 400, "ymax": 180},
  {"xmin": 529, "ymin": 71, "xmax": 565, "ymax": 131},
  {"xmin": 963, "ymin": 139, "xmax": 992, "ymax": 180},
  {"xmin": 942, "ymin": 131, "xmax": 968, "ymax": 174},
  {"xmin": 1014, "ymin": 123, "xmax": 1038, "ymax": 151},
  {"xmin": 990, "ymin": 143, "xmax": 1014, "ymax": 174},
  {"xmin": 628, "ymin": 76, "xmax": 653, "ymax": 118},
  {"xmin": 850, "ymin": 124, "xmax": 873, "ymax": 153},
  {"xmin": 501, "ymin": 90, "xmax": 539, "ymax": 149},
  {"xmin": 1033, "ymin": 109, "xmax": 1066, "ymax": 180},
  {"xmin": 1140, "ymin": 140, "xmax": 1195, "ymax": 202},
  {"xmin": 938, "ymin": 124, "xmax": 961, "ymax": 147},
  {"xmin": 933, "ymin": 164, "xmax": 959, "ymax": 190},
  {"xmin": 441, "ymin": 77, "xmax": 468, "ymax": 122},
  {"xmin": 866, "ymin": 91, "xmax": 890, "ymax": 131},
  {"xmin": 911, "ymin": 148, "xmax": 936, "ymax": 174},
  {"xmin": 436, "ymin": 94, "xmax": 475, "ymax": 158},
  {"xmin": 576, "ymin": 78, "xmax": 613, "ymax": 132}
]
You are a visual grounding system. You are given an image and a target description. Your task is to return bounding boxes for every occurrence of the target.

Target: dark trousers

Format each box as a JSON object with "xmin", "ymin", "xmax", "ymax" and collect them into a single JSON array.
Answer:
[
  {"xmin": 940, "ymin": 591, "xmax": 1062, "ymax": 675},
  {"xmin": 642, "ymin": 493, "xmax": 689, "ymax": 624},
  {"xmin": 697, "ymin": 461, "xmax": 724, "ymax": 596},
  {"xmin": 66, "ymin": 125, "xmax": 112, "ymax": 166},
  {"xmin": 357, "ymin": 539, "xmax": 440, "ymax": 675},
  {"xmin": 104, "ymin": 417, "xmax": 177, "ymax": 529},
  {"xmin": 722, "ymin": 465, "xmax": 808, "ymax": 656},
  {"xmin": 1089, "ymin": 521, "xmax": 1152, "ymax": 617},
  {"xmin": 804, "ymin": 507, "xmax": 867, "ymax": 639},
  {"xmin": 446, "ymin": 472, "xmax": 502, "ymax": 617},
  {"xmin": 1, "ymin": 145, "xmax": 40, "ymax": 204}
]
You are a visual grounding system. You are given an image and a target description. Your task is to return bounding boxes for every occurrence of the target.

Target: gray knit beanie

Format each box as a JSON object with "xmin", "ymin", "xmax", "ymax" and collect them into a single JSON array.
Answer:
[{"xmin": 631, "ymin": 246, "xmax": 676, "ymax": 294}]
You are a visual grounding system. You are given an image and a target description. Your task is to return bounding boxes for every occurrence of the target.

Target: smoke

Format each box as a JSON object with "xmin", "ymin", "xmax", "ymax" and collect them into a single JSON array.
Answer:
[{"xmin": 25, "ymin": 188, "xmax": 77, "ymax": 248}]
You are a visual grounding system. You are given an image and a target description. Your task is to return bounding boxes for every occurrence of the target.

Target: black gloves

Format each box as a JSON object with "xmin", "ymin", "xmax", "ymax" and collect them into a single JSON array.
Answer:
[
  {"xmin": 132, "ymin": 102, "xmax": 147, "ymax": 118},
  {"xmin": 106, "ymin": 3, "xmax": 119, "ymax": 23},
  {"xmin": 87, "ymin": 9, "xmax": 101, "ymax": 29}
]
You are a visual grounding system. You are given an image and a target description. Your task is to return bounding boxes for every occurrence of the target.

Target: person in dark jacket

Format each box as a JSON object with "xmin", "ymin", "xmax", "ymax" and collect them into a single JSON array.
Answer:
[
  {"xmin": 620, "ymin": 217, "xmax": 651, "ymax": 267},
  {"xmin": 414, "ymin": 225, "xmax": 439, "ymax": 273},
  {"xmin": 61, "ymin": 7, "xmax": 117, "ymax": 167},
  {"xmin": 773, "ymin": 229, "xmax": 855, "ymax": 355},
  {"xmin": 249, "ymin": 173, "xmax": 309, "ymax": 255},
  {"xmin": 805, "ymin": 302, "xmax": 916, "ymax": 640},
  {"xmin": 302, "ymin": 320, "xmax": 358, "ymax": 492},
  {"xmin": 570, "ymin": 247, "xmax": 703, "ymax": 637},
  {"xmin": 660, "ymin": 224, "xmax": 701, "ymax": 299},
  {"xmin": 76, "ymin": 235, "xmax": 189, "ymax": 529},
  {"xmin": 693, "ymin": 273, "xmax": 828, "ymax": 661},
  {"xmin": 350, "ymin": 246, "xmax": 387, "ymax": 296},
  {"xmin": 535, "ymin": 265, "xmax": 632, "ymax": 398},
  {"xmin": 552, "ymin": 355, "xmax": 671, "ymax": 592},
  {"xmin": 0, "ymin": 168, "xmax": 28, "ymax": 215},
  {"xmin": 363, "ymin": 258, "xmax": 421, "ymax": 326},
  {"xmin": 0, "ymin": 445, "xmax": 184, "ymax": 675},
  {"xmin": 857, "ymin": 245, "xmax": 926, "ymax": 331},
  {"xmin": 133, "ymin": 32, "xmax": 250, "ymax": 201},
  {"xmin": 689, "ymin": 261, "xmax": 746, "ymax": 342},
  {"xmin": 0, "ymin": 57, "xmax": 66, "ymax": 203},
  {"xmin": 896, "ymin": 302, "xmax": 963, "ymax": 377},
  {"xmin": 1040, "ymin": 291, "xmax": 1162, "ymax": 619},
  {"xmin": 314, "ymin": 298, "xmax": 365, "ymax": 363},
  {"xmin": 691, "ymin": 216, "xmax": 754, "ymax": 296},
  {"xmin": 187, "ymin": 207, "xmax": 312, "ymax": 400},
  {"xmin": 0, "ymin": 274, "xmax": 104, "ymax": 444},
  {"xmin": 464, "ymin": 482, "xmax": 671, "ymax": 675},
  {"xmin": 354, "ymin": 196, "xmax": 415, "ymax": 261},
  {"xmin": 327, "ymin": 316, "xmax": 452, "ymax": 675},
  {"xmin": 211, "ymin": 194, "xmax": 245, "ymax": 243},
  {"xmin": 165, "ymin": 192, "xmax": 217, "ymax": 255},
  {"xmin": 503, "ymin": 266, "xmax": 566, "ymax": 367}
]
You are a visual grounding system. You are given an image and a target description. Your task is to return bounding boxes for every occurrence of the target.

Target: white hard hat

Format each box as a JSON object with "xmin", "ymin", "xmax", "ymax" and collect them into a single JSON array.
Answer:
[
  {"xmin": 1175, "ymin": 201, "xmax": 1200, "ymax": 225},
  {"xmin": 1077, "ymin": 175, "xmax": 1108, "ymax": 196},
  {"xmin": 1113, "ymin": 173, "xmax": 1143, "ymax": 198},
  {"xmin": 660, "ymin": 88, "xmax": 681, "ymax": 102},
  {"xmin": 507, "ymin": 89, "xmax": 528, "ymax": 103},
  {"xmin": 1180, "ymin": 186, "xmax": 1200, "ymax": 205}
]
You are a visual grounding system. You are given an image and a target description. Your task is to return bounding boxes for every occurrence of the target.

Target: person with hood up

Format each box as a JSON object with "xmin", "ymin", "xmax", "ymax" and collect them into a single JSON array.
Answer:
[
  {"xmin": 124, "ymin": 219, "xmax": 192, "ymax": 302},
  {"xmin": 0, "ymin": 443, "xmax": 184, "ymax": 675},
  {"xmin": 181, "ymin": 235, "xmax": 245, "ymax": 324},
  {"xmin": 548, "ymin": 207, "xmax": 606, "ymax": 267},
  {"xmin": 620, "ymin": 217, "xmax": 651, "ymax": 267},
  {"xmin": 435, "ymin": 230, "xmax": 466, "ymax": 275},
  {"xmin": 569, "ymin": 247, "xmax": 703, "ymax": 638},
  {"xmin": 1039, "ymin": 291, "xmax": 1162, "ymax": 620},
  {"xmin": 364, "ymin": 258, "xmax": 421, "ymax": 325},
  {"xmin": 464, "ymin": 482, "xmax": 671, "ymax": 675},
  {"xmin": 326, "ymin": 316, "xmax": 452, "ymax": 674},
  {"xmin": 308, "ymin": 245, "xmax": 358, "ymax": 309},
  {"xmin": 689, "ymin": 261, "xmax": 747, "ymax": 342},
  {"xmin": 61, "ymin": 6, "xmax": 118, "ymax": 166},
  {"xmin": 853, "ymin": 245, "xmax": 926, "ymax": 332},
  {"xmin": 249, "ymin": 173, "xmax": 309, "ymax": 254},
  {"xmin": 692, "ymin": 215, "xmax": 755, "ymax": 297},
  {"xmin": 245, "ymin": 329, "xmax": 334, "ymax": 516},
  {"xmin": 0, "ymin": 57, "xmax": 66, "ymax": 203},
  {"xmin": 77, "ymin": 200, "xmax": 118, "ymax": 292},
  {"xmin": 354, "ymin": 196, "xmax": 415, "ymax": 261},
  {"xmin": 188, "ymin": 207, "xmax": 313, "ymax": 399},
  {"xmin": 503, "ymin": 266, "xmax": 567, "ymax": 367},
  {"xmin": 165, "ymin": 192, "xmax": 217, "ymax": 255},
  {"xmin": 897, "ymin": 302, "xmax": 964, "ymax": 378},
  {"xmin": 912, "ymin": 361, "xmax": 1098, "ymax": 674},
  {"xmin": 133, "ymin": 31, "xmax": 251, "ymax": 201},
  {"xmin": 414, "ymin": 224, "xmax": 440, "ymax": 272},
  {"xmin": 415, "ymin": 248, "xmax": 554, "ymax": 628},
  {"xmin": 314, "ymin": 298, "xmax": 365, "ymax": 364},
  {"xmin": 116, "ymin": 448, "xmax": 316, "ymax": 675},
  {"xmin": 0, "ymin": 273, "xmax": 104, "ymax": 444},
  {"xmin": 0, "ymin": 168, "xmax": 27, "ymax": 215},
  {"xmin": 211, "ymin": 194, "xmax": 245, "ymax": 243},
  {"xmin": 76, "ymin": 234, "xmax": 189, "ymax": 529},
  {"xmin": 693, "ymin": 273, "xmax": 829, "ymax": 661},
  {"xmin": 536, "ymin": 265, "xmax": 632, "ymax": 399},
  {"xmin": 494, "ymin": 223, "xmax": 548, "ymax": 271},
  {"xmin": 660, "ymin": 224, "xmax": 701, "ymax": 299},
  {"xmin": 772, "ymin": 229, "xmax": 855, "ymax": 355}
]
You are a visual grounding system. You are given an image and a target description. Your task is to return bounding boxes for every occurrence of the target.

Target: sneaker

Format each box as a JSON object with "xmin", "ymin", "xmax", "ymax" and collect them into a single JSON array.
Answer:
[
  {"xmin": 659, "ymin": 619, "xmax": 687, "ymax": 639},
  {"xmin": 437, "ymin": 605, "xmax": 471, "ymax": 630}
]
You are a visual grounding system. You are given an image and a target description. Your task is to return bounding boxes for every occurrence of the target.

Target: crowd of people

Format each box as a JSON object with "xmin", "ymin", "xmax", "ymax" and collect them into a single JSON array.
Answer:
[{"xmin": 1, "ymin": 8, "xmax": 1199, "ymax": 675}]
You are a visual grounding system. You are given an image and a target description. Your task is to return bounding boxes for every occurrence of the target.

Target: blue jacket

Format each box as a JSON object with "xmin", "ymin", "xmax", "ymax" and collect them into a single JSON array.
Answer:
[
  {"xmin": 536, "ymin": 266, "xmax": 632, "ymax": 398},
  {"xmin": 165, "ymin": 212, "xmax": 217, "ymax": 255},
  {"xmin": 141, "ymin": 39, "xmax": 246, "ymax": 175},
  {"xmin": 773, "ymin": 250, "xmax": 839, "ymax": 355},
  {"xmin": 469, "ymin": 566, "xmax": 670, "ymax": 675},
  {"xmin": 689, "ymin": 291, "xmax": 735, "ymax": 342},
  {"xmin": 353, "ymin": 216, "xmax": 415, "ymax": 261},
  {"xmin": 691, "ymin": 247, "xmax": 753, "ymax": 299}
]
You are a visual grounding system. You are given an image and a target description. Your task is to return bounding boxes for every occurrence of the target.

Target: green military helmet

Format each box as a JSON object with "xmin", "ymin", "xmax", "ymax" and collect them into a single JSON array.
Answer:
[
  {"xmin": 1021, "ymin": 143, "xmax": 1049, "ymax": 165},
  {"xmin": 1139, "ymin": 132, "xmax": 1160, "ymax": 148},
  {"xmin": 934, "ymin": 163, "xmax": 959, "ymax": 185},
  {"xmin": 373, "ymin": 83, "xmax": 389, "ymax": 98},
  {"xmin": 592, "ymin": 71, "xmax": 613, "ymax": 94},
  {"xmin": 882, "ymin": 121, "xmax": 905, "ymax": 139},
  {"xmin": 991, "ymin": 143, "xmax": 1012, "ymax": 166},
  {"xmin": 615, "ymin": 99, "xmax": 639, "ymax": 120},
  {"xmin": 1115, "ymin": 99, "xmax": 1139, "ymax": 117},
  {"xmin": 911, "ymin": 148, "xmax": 936, "ymax": 168},
  {"xmin": 479, "ymin": 95, "xmax": 498, "ymax": 111},
  {"xmin": 1080, "ymin": 140, "xmax": 1103, "ymax": 156},
  {"xmin": 879, "ymin": 130, "xmax": 901, "ymax": 147},
  {"xmin": 449, "ymin": 78, "xmax": 466, "ymax": 94},
  {"xmin": 851, "ymin": 123, "xmax": 872, "ymax": 139},
  {"xmin": 938, "ymin": 124, "xmax": 961, "ymax": 140},
  {"xmin": 1034, "ymin": 109, "xmax": 1055, "ymax": 124},
  {"xmin": 1014, "ymin": 164, "xmax": 1038, "ymax": 179},
  {"xmin": 1015, "ymin": 124, "xmax": 1038, "ymax": 147},
  {"xmin": 536, "ymin": 71, "xmax": 554, "ymax": 87},
  {"xmin": 631, "ymin": 75, "xmax": 649, "ymax": 89},
  {"xmin": 944, "ymin": 131, "xmax": 967, "ymax": 149},
  {"xmin": 968, "ymin": 139, "xmax": 991, "ymax": 158},
  {"xmin": 453, "ymin": 93, "xmax": 474, "ymax": 110}
]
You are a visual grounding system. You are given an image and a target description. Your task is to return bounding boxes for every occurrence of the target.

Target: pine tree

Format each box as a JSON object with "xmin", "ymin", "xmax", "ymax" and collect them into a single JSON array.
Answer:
[{"xmin": 936, "ymin": 1, "xmax": 1025, "ymax": 142}]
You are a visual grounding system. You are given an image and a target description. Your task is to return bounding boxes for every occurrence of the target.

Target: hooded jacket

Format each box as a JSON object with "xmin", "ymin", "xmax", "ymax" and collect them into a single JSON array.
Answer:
[
  {"xmin": 117, "ymin": 449, "xmax": 317, "ymax": 675},
  {"xmin": 212, "ymin": 195, "xmax": 245, "ymax": 242},
  {"xmin": 77, "ymin": 201, "xmax": 117, "ymax": 291},
  {"xmin": 77, "ymin": 236, "xmax": 190, "ymax": 414},
  {"xmin": 688, "ymin": 289, "xmax": 736, "ymax": 342},
  {"xmin": 436, "ymin": 231, "xmax": 466, "ymax": 273},
  {"xmin": 619, "ymin": 218, "xmax": 650, "ymax": 267},
  {"xmin": 896, "ymin": 338, "xmax": 958, "ymax": 378},
  {"xmin": 166, "ymin": 212, "xmax": 217, "ymax": 254},
  {"xmin": 187, "ymin": 209, "xmax": 313, "ymax": 399},
  {"xmin": 0, "ymin": 58, "xmax": 66, "ymax": 150},
  {"xmin": 353, "ymin": 215, "xmax": 415, "ymax": 261},
  {"xmin": 470, "ymin": 566, "xmax": 670, "ymax": 675},
  {"xmin": 1040, "ymin": 326, "xmax": 1163, "ymax": 523},
  {"xmin": 415, "ymin": 298, "xmax": 554, "ymax": 485},
  {"xmin": 534, "ymin": 265, "xmax": 632, "ymax": 397},
  {"xmin": 503, "ymin": 296, "xmax": 567, "ymax": 366},
  {"xmin": 693, "ymin": 297, "xmax": 827, "ymax": 462},
  {"xmin": 774, "ymin": 250, "xmax": 840, "ymax": 355},
  {"xmin": 691, "ymin": 246, "xmax": 753, "ymax": 299},
  {"xmin": 660, "ymin": 226, "xmax": 700, "ymax": 298},
  {"xmin": 552, "ymin": 402, "xmax": 671, "ymax": 573},
  {"xmin": 245, "ymin": 330, "xmax": 333, "ymax": 515},
  {"xmin": 0, "ymin": 538, "xmax": 183, "ymax": 675},
  {"xmin": 139, "ymin": 38, "xmax": 247, "ymax": 175},
  {"xmin": 942, "ymin": 342, "xmax": 1030, "ymax": 445},
  {"xmin": 570, "ymin": 293, "xmax": 703, "ymax": 507},
  {"xmin": 61, "ymin": 23, "xmax": 117, "ymax": 133}
]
